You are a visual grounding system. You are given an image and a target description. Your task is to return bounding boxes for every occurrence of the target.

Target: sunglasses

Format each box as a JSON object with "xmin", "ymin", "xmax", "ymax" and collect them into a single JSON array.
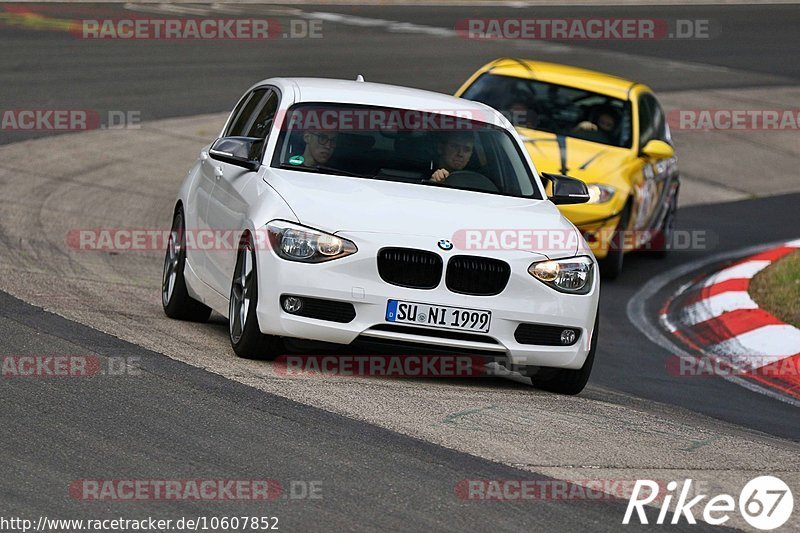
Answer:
[{"xmin": 310, "ymin": 132, "xmax": 338, "ymax": 146}]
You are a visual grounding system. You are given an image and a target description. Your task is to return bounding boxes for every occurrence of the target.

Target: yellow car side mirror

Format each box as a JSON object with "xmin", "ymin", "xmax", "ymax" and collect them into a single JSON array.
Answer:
[{"xmin": 640, "ymin": 139, "xmax": 675, "ymax": 159}]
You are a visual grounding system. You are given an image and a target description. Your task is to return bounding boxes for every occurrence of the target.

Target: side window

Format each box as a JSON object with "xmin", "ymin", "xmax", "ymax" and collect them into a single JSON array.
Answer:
[
  {"xmin": 650, "ymin": 96, "xmax": 669, "ymax": 143},
  {"xmin": 225, "ymin": 88, "xmax": 268, "ymax": 137},
  {"xmin": 639, "ymin": 93, "xmax": 668, "ymax": 147},
  {"xmin": 618, "ymin": 100, "xmax": 634, "ymax": 148},
  {"xmin": 243, "ymin": 91, "xmax": 278, "ymax": 139},
  {"xmin": 638, "ymin": 95, "xmax": 654, "ymax": 148}
]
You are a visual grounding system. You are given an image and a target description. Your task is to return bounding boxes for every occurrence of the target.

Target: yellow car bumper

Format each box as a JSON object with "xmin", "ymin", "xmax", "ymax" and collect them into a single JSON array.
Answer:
[
  {"xmin": 558, "ymin": 204, "xmax": 625, "ymax": 260},
  {"xmin": 577, "ymin": 215, "xmax": 623, "ymax": 260}
]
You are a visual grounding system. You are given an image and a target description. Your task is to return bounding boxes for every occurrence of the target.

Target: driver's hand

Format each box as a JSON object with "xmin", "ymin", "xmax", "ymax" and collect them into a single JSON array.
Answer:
[
  {"xmin": 431, "ymin": 169, "xmax": 450, "ymax": 182},
  {"xmin": 573, "ymin": 121, "xmax": 597, "ymax": 131}
]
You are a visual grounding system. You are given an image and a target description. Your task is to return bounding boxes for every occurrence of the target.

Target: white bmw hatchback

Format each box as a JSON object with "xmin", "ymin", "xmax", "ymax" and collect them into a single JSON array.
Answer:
[{"xmin": 162, "ymin": 77, "xmax": 600, "ymax": 394}]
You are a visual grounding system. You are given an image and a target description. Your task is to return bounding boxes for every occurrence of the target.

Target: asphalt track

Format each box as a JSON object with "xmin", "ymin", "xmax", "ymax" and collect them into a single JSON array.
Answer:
[
  {"xmin": 0, "ymin": 290, "xmax": 660, "ymax": 532},
  {"xmin": 2, "ymin": 2, "xmax": 799, "ymax": 146},
  {"xmin": 1, "ymin": 3, "xmax": 799, "ymax": 531}
]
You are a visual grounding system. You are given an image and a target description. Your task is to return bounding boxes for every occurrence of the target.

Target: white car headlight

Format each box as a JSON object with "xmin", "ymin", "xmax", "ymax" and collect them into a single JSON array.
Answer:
[
  {"xmin": 267, "ymin": 220, "xmax": 357, "ymax": 263},
  {"xmin": 528, "ymin": 256, "xmax": 594, "ymax": 294},
  {"xmin": 586, "ymin": 184, "xmax": 615, "ymax": 204}
]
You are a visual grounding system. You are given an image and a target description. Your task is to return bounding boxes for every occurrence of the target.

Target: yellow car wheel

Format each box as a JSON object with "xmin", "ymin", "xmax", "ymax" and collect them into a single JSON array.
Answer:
[
  {"xmin": 598, "ymin": 203, "xmax": 631, "ymax": 280},
  {"xmin": 649, "ymin": 196, "xmax": 677, "ymax": 259}
]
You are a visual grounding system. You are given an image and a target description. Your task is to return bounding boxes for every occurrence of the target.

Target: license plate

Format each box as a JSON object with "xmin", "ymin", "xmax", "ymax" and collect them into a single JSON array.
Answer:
[{"xmin": 385, "ymin": 300, "xmax": 491, "ymax": 333}]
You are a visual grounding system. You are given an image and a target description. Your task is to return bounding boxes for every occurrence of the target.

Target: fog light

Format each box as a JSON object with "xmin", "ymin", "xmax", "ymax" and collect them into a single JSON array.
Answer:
[
  {"xmin": 560, "ymin": 329, "xmax": 576, "ymax": 345},
  {"xmin": 283, "ymin": 296, "xmax": 303, "ymax": 314}
]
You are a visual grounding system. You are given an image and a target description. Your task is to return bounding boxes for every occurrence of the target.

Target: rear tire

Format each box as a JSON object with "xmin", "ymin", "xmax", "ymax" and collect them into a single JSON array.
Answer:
[
  {"xmin": 523, "ymin": 312, "xmax": 599, "ymax": 395},
  {"xmin": 598, "ymin": 204, "xmax": 631, "ymax": 280},
  {"xmin": 228, "ymin": 233, "xmax": 282, "ymax": 360},
  {"xmin": 162, "ymin": 209, "xmax": 212, "ymax": 322}
]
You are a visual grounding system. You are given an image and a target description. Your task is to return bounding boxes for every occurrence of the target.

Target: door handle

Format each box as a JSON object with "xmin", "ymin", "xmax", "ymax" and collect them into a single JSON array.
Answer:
[{"xmin": 214, "ymin": 166, "xmax": 224, "ymax": 180}]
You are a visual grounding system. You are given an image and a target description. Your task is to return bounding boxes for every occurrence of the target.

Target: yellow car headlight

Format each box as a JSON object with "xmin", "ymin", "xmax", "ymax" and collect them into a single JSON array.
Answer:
[{"xmin": 587, "ymin": 184, "xmax": 615, "ymax": 204}]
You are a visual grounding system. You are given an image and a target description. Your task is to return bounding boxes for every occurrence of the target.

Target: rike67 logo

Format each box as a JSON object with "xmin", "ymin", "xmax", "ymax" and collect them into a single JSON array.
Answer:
[{"xmin": 623, "ymin": 476, "xmax": 794, "ymax": 529}]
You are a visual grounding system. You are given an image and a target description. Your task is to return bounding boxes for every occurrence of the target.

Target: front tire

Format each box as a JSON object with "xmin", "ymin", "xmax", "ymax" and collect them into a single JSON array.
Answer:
[
  {"xmin": 598, "ymin": 203, "xmax": 631, "ymax": 280},
  {"xmin": 522, "ymin": 312, "xmax": 599, "ymax": 395},
  {"xmin": 162, "ymin": 209, "xmax": 212, "ymax": 322},
  {"xmin": 229, "ymin": 233, "xmax": 282, "ymax": 360}
]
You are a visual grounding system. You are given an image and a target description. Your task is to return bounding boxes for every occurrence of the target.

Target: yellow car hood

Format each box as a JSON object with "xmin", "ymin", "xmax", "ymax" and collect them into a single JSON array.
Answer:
[
  {"xmin": 518, "ymin": 128, "xmax": 632, "ymax": 225},
  {"xmin": 519, "ymin": 128, "xmax": 629, "ymax": 180}
]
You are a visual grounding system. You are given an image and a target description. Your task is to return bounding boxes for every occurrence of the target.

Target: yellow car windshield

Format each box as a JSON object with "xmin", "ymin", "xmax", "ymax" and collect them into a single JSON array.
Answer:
[{"xmin": 461, "ymin": 73, "xmax": 633, "ymax": 148}]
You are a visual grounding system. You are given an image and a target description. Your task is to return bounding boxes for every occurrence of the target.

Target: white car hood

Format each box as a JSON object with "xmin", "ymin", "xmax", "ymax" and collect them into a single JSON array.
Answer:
[{"xmin": 266, "ymin": 169, "xmax": 582, "ymax": 258}]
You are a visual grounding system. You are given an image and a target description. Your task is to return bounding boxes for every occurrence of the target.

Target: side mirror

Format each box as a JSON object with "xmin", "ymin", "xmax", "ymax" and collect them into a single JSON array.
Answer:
[
  {"xmin": 640, "ymin": 139, "xmax": 674, "ymax": 160},
  {"xmin": 541, "ymin": 173, "xmax": 590, "ymax": 205},
  {"xmin": 209, "ymin": 137, "xmax": 263, "ymax": 171}
]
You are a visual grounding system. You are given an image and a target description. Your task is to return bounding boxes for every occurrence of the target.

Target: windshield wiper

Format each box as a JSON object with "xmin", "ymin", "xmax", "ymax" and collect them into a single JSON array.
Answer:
[{"xmin": 278, "ymin": 163, "xmax": 370, "ymax": 179}]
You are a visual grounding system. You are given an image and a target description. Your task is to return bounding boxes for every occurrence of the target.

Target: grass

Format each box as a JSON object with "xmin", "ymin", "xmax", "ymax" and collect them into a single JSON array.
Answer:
[{"xmin": 749, "ymin": 250, "xmax": 800, "ymax": 328}]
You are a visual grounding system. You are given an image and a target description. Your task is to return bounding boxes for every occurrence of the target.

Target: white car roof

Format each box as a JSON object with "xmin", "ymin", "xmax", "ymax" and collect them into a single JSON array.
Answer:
[{"xmin": 258, "ymin": 77, "xmax": 509, "ymax": 127}]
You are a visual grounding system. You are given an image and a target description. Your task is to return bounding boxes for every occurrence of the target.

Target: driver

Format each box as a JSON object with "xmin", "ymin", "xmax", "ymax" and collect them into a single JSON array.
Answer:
[
  {"xmin": 301, "ymin": 129, "xmax": 338, "ymax": 167},
  {"xmin": 430, "ymin": 131, "xmax": 474, "ymax": 182},
  {"xmin": 507, "ymin": 102, "xmax": 539, "ymax": 129}
]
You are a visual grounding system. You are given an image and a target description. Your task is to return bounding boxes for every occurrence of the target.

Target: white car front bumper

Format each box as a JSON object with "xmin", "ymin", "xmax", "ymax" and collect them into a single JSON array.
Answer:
[{"xmin": 256, "ymin": 232, "xmax": 599, "ymax": 369}]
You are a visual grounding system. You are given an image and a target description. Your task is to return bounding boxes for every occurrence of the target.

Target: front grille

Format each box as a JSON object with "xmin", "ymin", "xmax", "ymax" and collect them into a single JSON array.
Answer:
[
  {"xmin": 445, "ymin": 256, "xmax": 511, "ymax": 296},
  {"xmin": 281, "ymin": 295, "xmax": 356, "ymax": 323},
  {"xmin": 514, "ymin": 323, "xmax": 581, "ymax": 346},
  {"xmin": 378, "ymin": 248, "xmax": 442, "ymax": 289},
  {"xmin": 368, "ymin": 324, "xmax": 499, "ymax": 345}
]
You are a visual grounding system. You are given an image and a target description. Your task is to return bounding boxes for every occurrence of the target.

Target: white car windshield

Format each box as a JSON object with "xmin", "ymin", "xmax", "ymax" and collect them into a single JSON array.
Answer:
[{"xmin": 271, "ymin": 103, "xmax": 543, "ymax": 199}]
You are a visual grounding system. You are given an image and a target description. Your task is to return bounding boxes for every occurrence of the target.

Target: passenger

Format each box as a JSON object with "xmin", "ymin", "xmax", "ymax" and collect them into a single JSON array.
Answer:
[
  {"xmin": 573, "ymin": 106, "xmax": 619, "ymax": 143},
  {"xmin": 301, "ymin": 130, "xmax": 338, "ymax": 167}
]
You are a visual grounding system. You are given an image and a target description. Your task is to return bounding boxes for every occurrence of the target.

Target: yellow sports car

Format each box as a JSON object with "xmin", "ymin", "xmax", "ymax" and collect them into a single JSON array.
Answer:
[{"xmin": 455, "ymin": 58, "xmax": 679, "ymax": 278}]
